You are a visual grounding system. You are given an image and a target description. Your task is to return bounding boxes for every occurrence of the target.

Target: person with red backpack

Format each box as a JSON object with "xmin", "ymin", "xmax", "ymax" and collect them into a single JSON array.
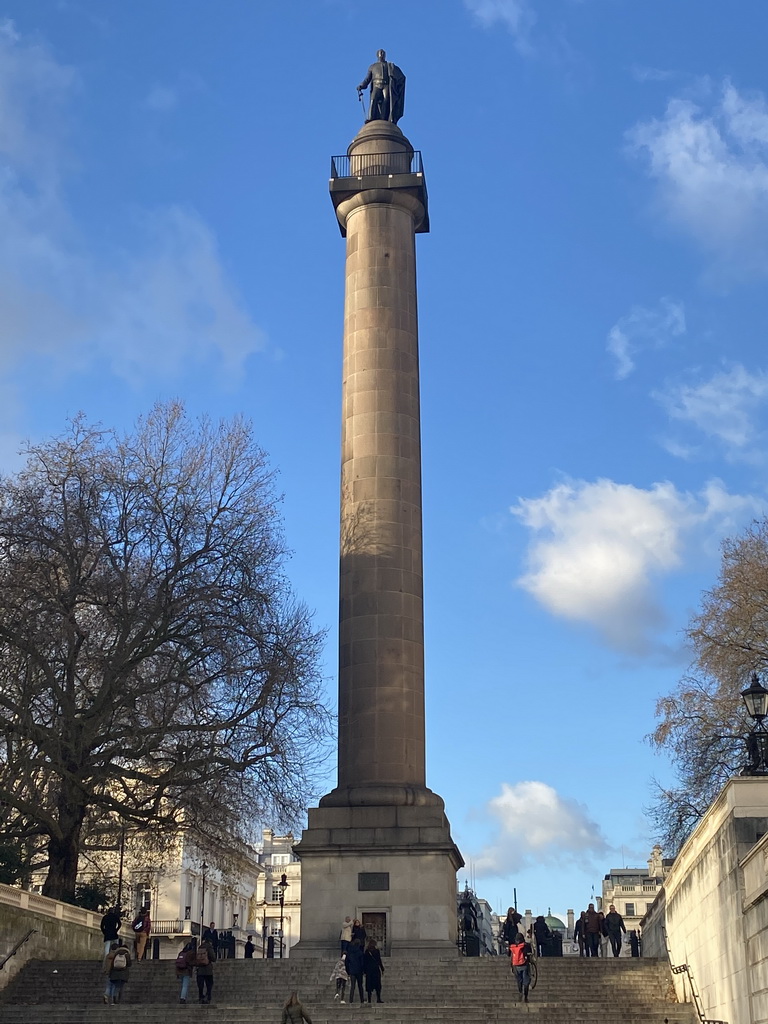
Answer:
[
  {"xmin": 509, "ymin": 933, "xmax": 533, "ymax": 1003},
  {"xmin": 195, "ymin": 937, "xmax": 216, "ymax": 1004},
  {"xmin": 175, "ymin": 941, "xmax": 196, "ymax": 1004}
]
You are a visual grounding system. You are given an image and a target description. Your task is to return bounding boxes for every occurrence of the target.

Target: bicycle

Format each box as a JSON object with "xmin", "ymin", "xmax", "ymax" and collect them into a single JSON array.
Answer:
[{"xmin": 528, "ymin": 952, "xmax": 538, "ymax": 991}]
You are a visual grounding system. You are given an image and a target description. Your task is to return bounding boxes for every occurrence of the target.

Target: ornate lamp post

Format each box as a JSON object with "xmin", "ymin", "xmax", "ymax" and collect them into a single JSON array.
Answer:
[
  {"xmin": 277, "ymin": 873, "xmax": 289, "ymax": 959},
  {"xmin": 741, "ymin": 673, "xmax": 768, "ymax": 776}
]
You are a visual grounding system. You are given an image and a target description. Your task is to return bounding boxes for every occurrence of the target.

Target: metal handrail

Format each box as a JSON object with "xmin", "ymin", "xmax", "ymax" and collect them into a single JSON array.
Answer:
[
  {"xmin": 0, "ymin": 929, "xmax": 36, "ymax": 970},
  {"xmin": 663, "ymin": 926, "xmax": 727, "ymax": 1024},
  {"xmin": 331, "ymin": 151, "xmax": 424, "ymax": 178}
]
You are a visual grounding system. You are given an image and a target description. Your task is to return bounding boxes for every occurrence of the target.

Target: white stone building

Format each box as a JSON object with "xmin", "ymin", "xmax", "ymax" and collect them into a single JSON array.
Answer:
[
  {"xmin": 596, "ymin": 845, "xmax": 670, "ymax": 953},
  {"xmin": 251, "ymin": 829, "xmax": 302, "ymax": 959}
]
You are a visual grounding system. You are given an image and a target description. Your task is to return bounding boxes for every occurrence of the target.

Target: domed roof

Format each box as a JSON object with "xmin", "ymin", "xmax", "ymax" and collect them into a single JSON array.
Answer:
[{"xmin": 545, "ymin": 908, "xmax": 565, "ymax": 931}]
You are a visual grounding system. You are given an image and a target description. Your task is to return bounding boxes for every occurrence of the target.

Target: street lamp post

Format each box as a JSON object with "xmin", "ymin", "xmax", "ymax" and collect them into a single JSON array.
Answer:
[
  {"xmin": 277, "ymin": 873, "xmax": 289, "ymax": 959},
  {"xmin": 200, "ymin": 862, "xmax": 208, "ymax": 945},
  {"xmin": 741, "ymin": 672, "xmax": 768, "ymax": 776}
]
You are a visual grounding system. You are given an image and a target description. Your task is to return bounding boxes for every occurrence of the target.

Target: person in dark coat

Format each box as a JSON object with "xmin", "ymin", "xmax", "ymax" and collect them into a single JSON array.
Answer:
[
  {"xmin": 202, "ymin": 921, "xmax": 219, "ymax": 957},
  {"xmin": 574, "ymin": 912, "xmax": 586, "ymax": 957},
  {"xmin": 100, "ymin": 907, "xmax": 121, "ymax": 957},
  {"xmin": 351, "ymin": 919, "xmax": 366, "ymax": 946},
  {"xmin": 533, "ymin": 916, "xmax": 551, "ymax": 957},
  {"xmin": 363, "ymin": 938, "xmax": 385, "ymax": 1003},
  {"xmin": 345, "ymin": 938, "xmax": 365, "ymax": 1003},
  {"xmin": 500, "ymin": 907, "xmax": 522, "ymax": 949},
  {"xmin": 604, "ymin": 904, "xmax": 626, "ymax": 957},
  {"xmin": 583, "ymin": 904, "xmax": 602, "ymax": 958},
  {"xmin": 195, "ymin": 938, "xmax": 215, "ymax": 1004},
  {"xmin": 244, "ymin": 935, "xmax": 255, "ymax": 958}
]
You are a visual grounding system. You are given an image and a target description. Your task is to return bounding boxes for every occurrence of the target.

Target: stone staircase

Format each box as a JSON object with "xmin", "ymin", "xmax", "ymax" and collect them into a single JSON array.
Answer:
[{"xmin": 0, "ymin": 956, "xmax": 697, "ymax": 1024}]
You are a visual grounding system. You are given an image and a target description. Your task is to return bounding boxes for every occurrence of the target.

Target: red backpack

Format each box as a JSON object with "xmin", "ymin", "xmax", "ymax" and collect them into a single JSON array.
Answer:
[{"xmin": 510, "ymin": 942, "xmax": 528, "ymax": 967}]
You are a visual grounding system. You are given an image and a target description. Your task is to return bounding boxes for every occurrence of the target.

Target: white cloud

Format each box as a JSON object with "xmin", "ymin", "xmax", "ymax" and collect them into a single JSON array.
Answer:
[
  {"xmin": 472, "ymin": 781, "xmax": 609, "ymax": 875},
  {"xmin": 629, "ymin": 80, "xmax": 768, "ymax": 273},
  {"xmin": 0, "ymin": 22, "xmax": 264, "ymax": 411},
  {"xmin": 463, "ymin": 0, "xmax": 535, "ymax": 52},
  {"xmin": 607, "ymin": 298, "xmax": 685, "ymax": 379},
  {"xmin": 655, "ymin": 364, "xmax": 768, "ymax": 457},
  {"xmin": 511, "ymin": 477, "xmax": 759, "ymax": 654}
]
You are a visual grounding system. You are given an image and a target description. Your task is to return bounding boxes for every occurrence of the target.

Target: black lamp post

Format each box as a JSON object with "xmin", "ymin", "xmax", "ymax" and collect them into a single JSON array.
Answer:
[
  {"xmin": 200, "ymin": 862, "xmax": 208, "ymax": 943},
  {"xmin": 741, "ymin": 672, "xmax": 768, "ymax": 776},
  {"xmin": 277, "ymin": 873, "xmax": 289, "ymax": 959}
]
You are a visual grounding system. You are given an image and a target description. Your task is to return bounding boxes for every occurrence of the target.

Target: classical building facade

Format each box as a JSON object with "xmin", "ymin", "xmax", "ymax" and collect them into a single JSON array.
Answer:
[
  {"xmin": 252, "ymin": 829, "xmax": 302, "ymax": 958},
  {"xmin": 597, "ymin": 844, "xmax": 671, "ymax": 950}
]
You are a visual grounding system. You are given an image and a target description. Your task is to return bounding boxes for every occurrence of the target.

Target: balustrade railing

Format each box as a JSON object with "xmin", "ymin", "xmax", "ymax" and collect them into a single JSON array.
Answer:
[{"xmin": 331, "ymin": 151, "xmax": 424, "ymax": 178}]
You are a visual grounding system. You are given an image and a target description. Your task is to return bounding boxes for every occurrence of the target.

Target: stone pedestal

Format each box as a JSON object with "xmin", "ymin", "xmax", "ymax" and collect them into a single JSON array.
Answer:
[{"xmin": 292, "ymin": 120, "xmax": 462, "ymax": 958}]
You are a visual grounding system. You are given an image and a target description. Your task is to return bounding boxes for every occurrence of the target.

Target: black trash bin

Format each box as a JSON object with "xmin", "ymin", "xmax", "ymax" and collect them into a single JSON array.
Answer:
[{"xmin": 464, "ymin": 934, "xmax": 480, "ymax": 957}]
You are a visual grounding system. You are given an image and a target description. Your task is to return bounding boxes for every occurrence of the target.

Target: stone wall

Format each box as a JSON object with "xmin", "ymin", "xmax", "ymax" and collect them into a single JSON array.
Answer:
[
  {"xmin": 0, "ymin": 902, "xmax": 102, "ymax": 992},
  {"xmin": 641, "ymin": 776, "xmax": 768, "ymax": 1024}
]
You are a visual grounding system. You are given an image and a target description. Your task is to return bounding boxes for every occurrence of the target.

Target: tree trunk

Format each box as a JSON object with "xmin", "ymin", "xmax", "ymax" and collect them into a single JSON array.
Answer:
[{"xmin": 41, "ymin": 802, "xmax": 86, "ymax": 903}]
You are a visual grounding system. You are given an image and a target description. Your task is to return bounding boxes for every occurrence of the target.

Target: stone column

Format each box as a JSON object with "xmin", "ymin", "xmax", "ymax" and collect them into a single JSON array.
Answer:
[
  {"xmin": 327, "ymin": 120, "xmax": 433, "ymax": 806},
  {"xmin": 292, "ymin": 120, "xmax": 462, "ymax": 959}
]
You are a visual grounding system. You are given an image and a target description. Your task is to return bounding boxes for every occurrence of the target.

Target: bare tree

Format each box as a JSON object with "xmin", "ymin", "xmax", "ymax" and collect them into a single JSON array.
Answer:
[
  {"xmin": 649, "ymin": 519, "xmax": 768, "ymax": 852},
  {"xmin": 0, "ymin": 403, "xmax": 330, "ymax": 901}
]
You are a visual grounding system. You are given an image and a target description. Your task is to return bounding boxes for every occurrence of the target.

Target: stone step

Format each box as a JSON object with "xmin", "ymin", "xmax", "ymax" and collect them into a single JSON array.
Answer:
[{"xmin": 0, "ymin": 957, "xmax": 697, "ymax": 1024}]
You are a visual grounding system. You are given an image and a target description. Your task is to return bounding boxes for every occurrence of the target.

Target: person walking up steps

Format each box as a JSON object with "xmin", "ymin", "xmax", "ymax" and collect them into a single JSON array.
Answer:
[
  {"xmin": 330, "ymin": 954, "xmax": 348, "ymax": 1002},
  {"xmin": 282, "ymin": 991, "xmax": 313, "ymax": 1023},
  {"xmin": 364, "ymin": 938, "xmax": 385, "ymax": 1003},
  {"xmin": 103, "ymin": 940, "xmax": 131, "ymax": 1004},
  {"xmin": 195, "ymin": 936, "xmax": 215, "ymax": 1004},
  {"xmin": 174, "ymin": 941, "xmax": 195, "ymax": 1004},
  {"xmin": 345, "ymin": 938, "xmax": 365, "ymax": 1003},
  {"xmin": 509, "ymin": 932, "xmax": 533, "ymax": 1003}
]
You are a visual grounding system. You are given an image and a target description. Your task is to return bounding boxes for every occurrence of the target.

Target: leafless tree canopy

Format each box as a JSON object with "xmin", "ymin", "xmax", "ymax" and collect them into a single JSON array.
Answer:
[
  {"xmin": 649, "ymin": 519, "xmax": 768, "ymax": 852},
  {"xmin": 0, "ymin": 403, "xmax": 330, "ymax": 900}
]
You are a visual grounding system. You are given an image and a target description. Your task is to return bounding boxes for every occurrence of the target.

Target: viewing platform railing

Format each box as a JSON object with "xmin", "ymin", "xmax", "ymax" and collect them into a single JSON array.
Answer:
[{"xmin": 331, "ymin": 151, "xmax": 424, "ymax": 178}]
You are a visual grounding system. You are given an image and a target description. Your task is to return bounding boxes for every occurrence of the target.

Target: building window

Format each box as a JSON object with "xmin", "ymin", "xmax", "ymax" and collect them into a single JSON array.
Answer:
[
  {"xmin": 624, "ymin": 902, "xmax": 635, "ymax": 916},
  {"xmin": 271, "ymin": 886, "xmax": 282, "ymax": 902},
  {"xmin": 270, "ymin": 924, "xmax": 282, "ymax": 935},
  {"xmin": 136, "ymin": 884, "xmax": 152, "ymax": 910},
  {"xmin": 272, "ymin": 854, "xmax": 290, "ymax": 865}
]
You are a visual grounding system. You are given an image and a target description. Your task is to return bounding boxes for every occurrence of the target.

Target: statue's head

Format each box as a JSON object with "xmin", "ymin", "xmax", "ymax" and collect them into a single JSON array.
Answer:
[{"xmin": 377, "ymin": 49, "xmax": 386, "ymax": 61}]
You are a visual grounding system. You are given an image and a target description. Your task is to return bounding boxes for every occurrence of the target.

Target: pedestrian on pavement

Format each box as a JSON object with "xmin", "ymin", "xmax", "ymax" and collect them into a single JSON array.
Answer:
[
  {"xmin": 330, "ymin": 954, "xmax": 348, "ymax": 1002},
  {"xmin": 604, "ymin": 904, "xmax": 626, "ymax": 957},
  {"xmin": 195, "ymin": 937, "xmax": 216, "ymax": 1004},
  {"xmin": 244, "ymin": 935, "xmax": 255, "ymax": 958},
  {"xmin": 131, "ymin": 906, "xmax": 151, "ymax": 961},
  {"xmin": 174, "ymin": 941, "xmax": 195, "ymax": 1004},
  {"xmin": 509, "ymin": 932, "xmax": 533, "ymax": 1003},
  {"xmin": 99, "ymin": 907, "xmax": 121, "ymax": 957},
  {"xmin": 103, "ymin": 940, "xmax": 131, "ymax": 1004},
  {"xmin": 345, "ymin": 938, "xmax": 365, "ymax": 1003},
  {"xmin": 281, "ymin": 991, "xmax": 313, "ymax": 1023},
  {"xmin": 363, "ymin": 938, "xmax": 385, "ymax": 1003}
]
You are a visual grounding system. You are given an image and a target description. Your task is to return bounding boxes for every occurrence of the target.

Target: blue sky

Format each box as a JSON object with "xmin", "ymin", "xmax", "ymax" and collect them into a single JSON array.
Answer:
[{"xmin": 2, "ymin": 0, "xmax": 768, "ymax": 920}]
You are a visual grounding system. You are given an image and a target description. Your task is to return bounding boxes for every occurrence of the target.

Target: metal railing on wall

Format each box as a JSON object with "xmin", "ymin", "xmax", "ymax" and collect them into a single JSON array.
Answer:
[
  {"xmin": 331, "ymin": 151, "xmax": 424, "ymax": 178},
  {"xmin": 663, "ymin": 926, "xmax": 728, "ymax": 1024},
  {"xmin": 0, "ymin": 930, "xmax": 36, "ymax": 971}
]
